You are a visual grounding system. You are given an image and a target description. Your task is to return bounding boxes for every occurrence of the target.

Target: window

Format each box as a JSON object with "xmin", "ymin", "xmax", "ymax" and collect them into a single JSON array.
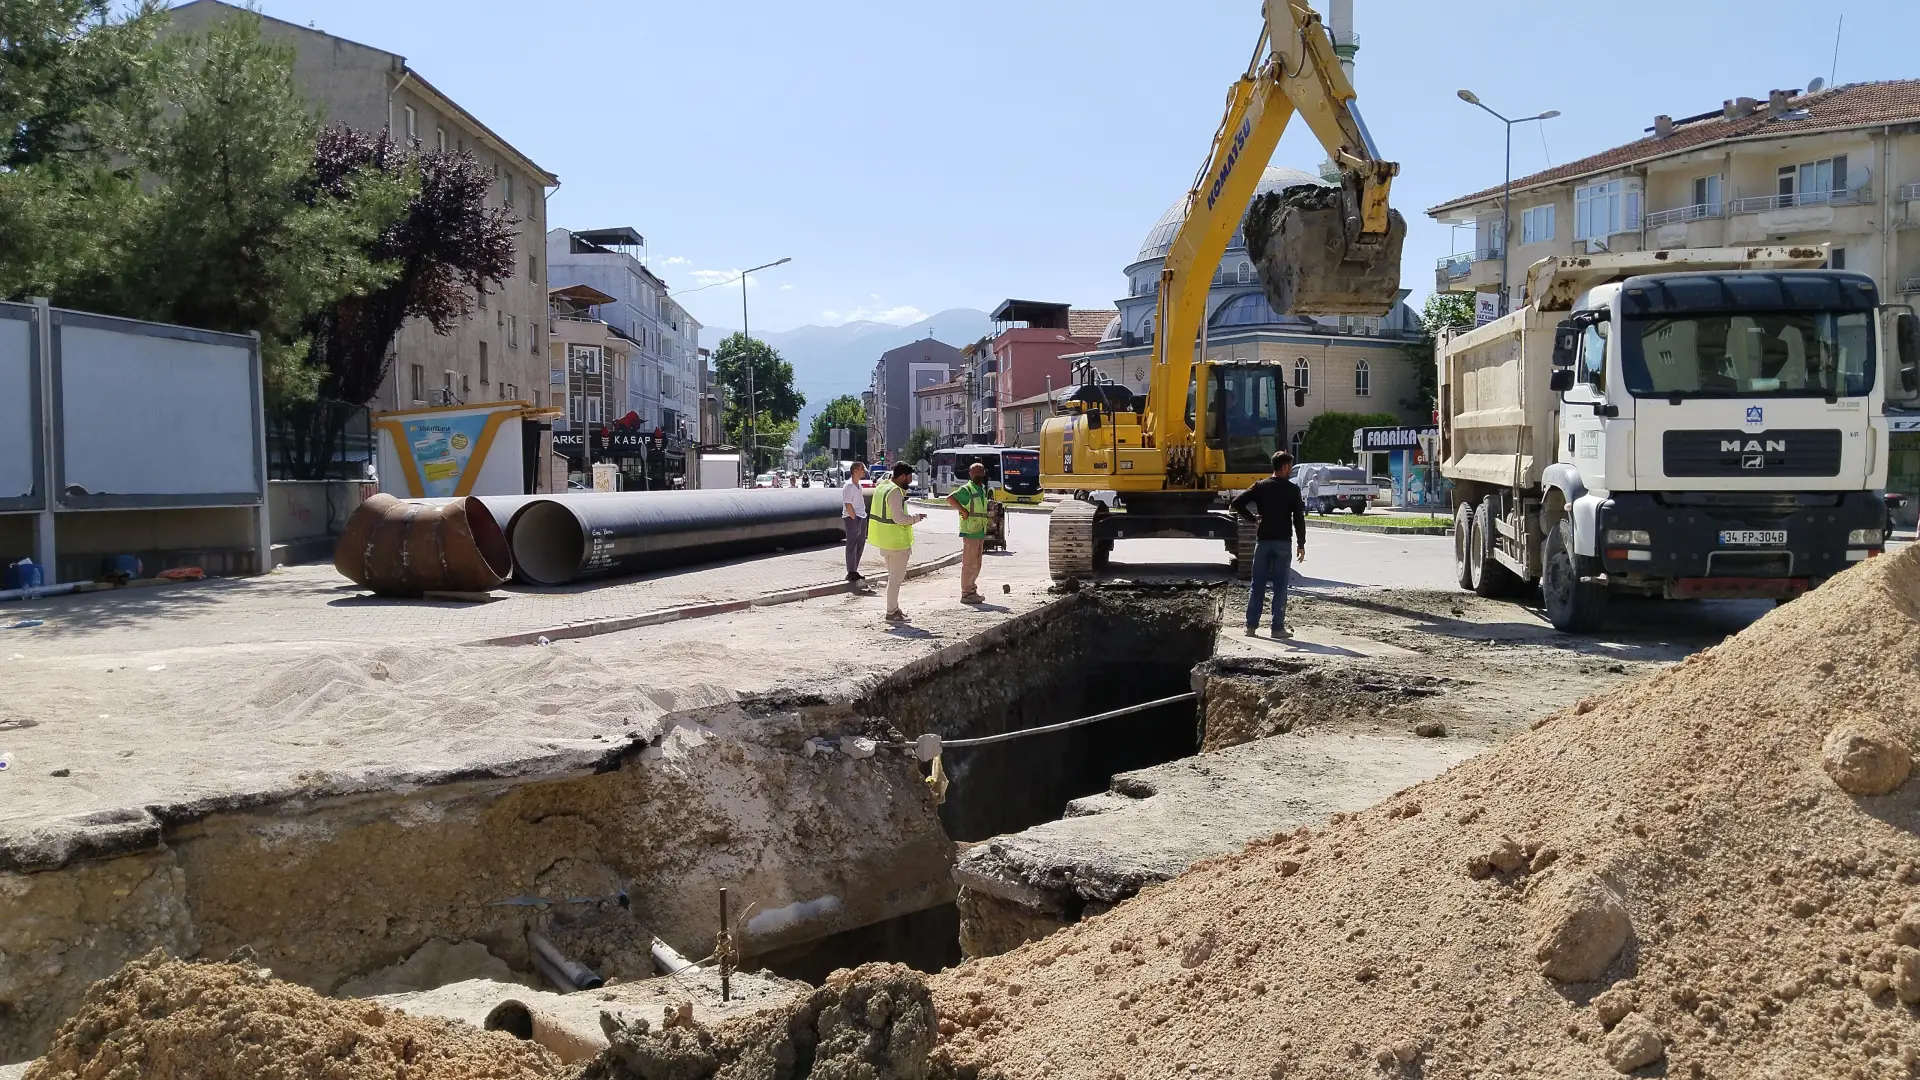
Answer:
[
  {"xmin": 1830, "ymin": 247, "xmax": 1847, "ymax": 270},
  {"xmin": 1238, "ymin": 261, "xmax": 1253, "ymax": 284},
  {"xmin": 477, "ymin": 286, "xmax": 487, "ymax": 310},
  {"xmin": 1575, "ymin": 179, "xmax": 1640, "ymax": 240},
  {"xmin": 479, "ymin": 341, "xmax": 489, "ymax": 384},
  {"xmin": 442, "ymin": 370, "xmax": 455, "ymax": 402},
  {"xmin": 1354, "ymin": 358, "xmax": 1370, "ymax": 397},
  {"xmin": 410, "ymin": 364, "xmax": 425, "ymax": 402},
  {"xmin": 1782, "ymin": 155, "xmax": 1848, "ymax": 203},
  {"xmin": 1212, "ymin": 264, "xmax": 1224, "ymax": 285},
  {"xmin": 570, "ymin": 394, "xmax": 582, "ymax": 423},
  {"xmin": 1691, "ymin": 174, "xmax": 1722, "ymax": 211},
  {"xmin": 435, "ymin": 127, "xmax": 445, "ymax": 152},
  {"xmin": 508, "ymin": 314, "xmax": 519, "ymax": 349},
  {"xmin": 403, "ymin": 105, "xmax": 417, "ymax": 144},
  {"xmin": 528, "ymin": 255, "xmax": 538, "ymax": 286},
  {"xmin": 461, "ymin": 373, "xmax": 471, "ymax": 394},
  {"xmin": 586, "ymin": 395, "xmax": 602, "ymax": 423},
  {"xmin": 504, "ymin": 171, "xmax": 515, "ymax": 206},
  {"xmin": 572, "ymin": 344, "xmax": 600, "ymax": 373},
  {"xmin": 1294, "ymin": 357, "xmax": 1310, "ymax": 389},
  {"xmin": 1521, "ymin": 204, "xmax": 1555, "ymax": 245},
  {"xmin": 1579, "ymin": 320, "xmax": 1608, "ymax": 393}
]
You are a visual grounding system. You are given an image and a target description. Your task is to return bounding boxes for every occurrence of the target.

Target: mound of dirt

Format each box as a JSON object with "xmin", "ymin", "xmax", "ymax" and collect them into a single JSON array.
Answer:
[
  {"xmin": 1199, "ymin": 657, "xmax": 1454, "ymax": 751},
  {"xmin": 928, "ymin": 547, "xmax": 1920, "ymax": 1078},
  {"xmin": 577, "ymin": 963, "xmax": 935, "ymax": 1080},
  {"xmin": 25, "ymin": 951, "xmax": 560, "ymax": 1080}
]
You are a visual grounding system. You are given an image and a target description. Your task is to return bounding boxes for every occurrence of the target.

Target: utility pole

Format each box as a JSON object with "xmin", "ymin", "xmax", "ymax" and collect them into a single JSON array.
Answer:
[{"xmin": 1455, "ymin": 90, "xmax": 1558, "ymax": 316}]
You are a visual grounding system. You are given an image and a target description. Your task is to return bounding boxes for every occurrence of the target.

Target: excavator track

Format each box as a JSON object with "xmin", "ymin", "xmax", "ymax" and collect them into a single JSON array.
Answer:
[
  {"xmin": 1234, "ymin": 518, "xmax": 1259, "ymax": 581},
  {"xmin": 1049, "ymin": 500, "xmax": 1097, "ymax": 580}
]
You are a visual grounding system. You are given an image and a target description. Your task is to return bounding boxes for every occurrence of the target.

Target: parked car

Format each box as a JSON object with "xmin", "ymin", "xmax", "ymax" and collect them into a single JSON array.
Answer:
[
  {"xmin": 1370, "ymin": 476, "xmax": 1394, "ymax": 506},
  {"xmin": 1295, "ymin": 463, "xmax": 1373, "ymax": 514},
  {"xmin": 753, "ymin": 472, "xmax": 780, "ymax": 488}
]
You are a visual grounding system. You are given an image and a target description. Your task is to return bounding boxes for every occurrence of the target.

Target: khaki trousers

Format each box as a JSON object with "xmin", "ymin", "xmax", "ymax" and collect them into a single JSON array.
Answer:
[
  {"xmin": 961, "ymin": 537, "xmax": 985, "ymax": 597},
  {"xmin": 882, "ymin": 547, "xmax": 911, "ymax": 613}
]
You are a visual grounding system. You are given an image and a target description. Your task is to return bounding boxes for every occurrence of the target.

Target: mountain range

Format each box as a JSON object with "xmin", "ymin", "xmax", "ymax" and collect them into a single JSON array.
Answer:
[{"xmin": 705, "ymin": 308, "xmax": 997, "ymax": 444}]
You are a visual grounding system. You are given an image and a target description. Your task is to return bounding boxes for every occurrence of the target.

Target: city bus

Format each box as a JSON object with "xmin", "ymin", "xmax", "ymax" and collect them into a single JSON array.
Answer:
[{"xmin": 928, "ymin": 445, "xmax": 1043, "ymax": 505}]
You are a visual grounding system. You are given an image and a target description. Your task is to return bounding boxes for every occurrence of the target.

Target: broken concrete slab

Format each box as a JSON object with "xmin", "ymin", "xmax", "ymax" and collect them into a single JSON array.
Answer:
[{"xmin": 954, "ymin": 729, "xmax": 1483, "ymax": 956}]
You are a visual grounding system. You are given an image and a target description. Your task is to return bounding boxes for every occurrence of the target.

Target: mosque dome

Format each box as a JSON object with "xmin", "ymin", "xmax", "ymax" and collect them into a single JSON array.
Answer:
[{"xmin": 1133, "ymin": 165, "xmax": 1332, "ymax": 264}]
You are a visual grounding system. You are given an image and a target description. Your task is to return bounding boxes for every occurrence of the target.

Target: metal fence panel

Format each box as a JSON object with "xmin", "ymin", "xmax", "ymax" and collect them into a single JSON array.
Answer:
[{"xmin": 0, "ymin": 303, "xmax": 41, "ymax": 511}]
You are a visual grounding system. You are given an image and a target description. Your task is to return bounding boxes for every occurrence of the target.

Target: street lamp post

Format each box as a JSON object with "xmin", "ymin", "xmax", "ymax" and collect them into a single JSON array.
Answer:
[
  {"xmin": 1456, "ymin": 90, "xmax": 1558, "ymax": 316},
  {"xmin": 738, "ymin": 257, "xmax": 791, "ymax": 478}
]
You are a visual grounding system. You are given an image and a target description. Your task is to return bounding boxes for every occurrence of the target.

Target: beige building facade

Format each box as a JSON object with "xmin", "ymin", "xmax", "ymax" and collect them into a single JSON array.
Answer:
[
  {"xmin": 170, "ymin": 2, "xmax": 558, "ymax": 416},
  {"xmin": 1430, "ymin": 81, "xmax": 1920, "ymax": 310}
]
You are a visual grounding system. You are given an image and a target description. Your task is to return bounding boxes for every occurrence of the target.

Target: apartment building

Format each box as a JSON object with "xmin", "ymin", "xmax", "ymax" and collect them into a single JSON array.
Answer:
[
  {"xmin": 913, "ymin": 378, "xmax": 967, "ymax": 444},
  {"xmin": 867, "ymin": 339, "xmax": 964, "ymax": 462},
  {"xmin": 545, "ymin": 285, "xmax": 630, "ymax": 481},
  {"xmin": 545, "ymin": 229, "xmax": 701, "ymax": 442},
  {"xmin": 1429, "ymin": 80, "xmax": 1920, "ymax": 311},
  {"xmin": 169, "ymin": 2, "xmax": 557, "ymax": 414}
]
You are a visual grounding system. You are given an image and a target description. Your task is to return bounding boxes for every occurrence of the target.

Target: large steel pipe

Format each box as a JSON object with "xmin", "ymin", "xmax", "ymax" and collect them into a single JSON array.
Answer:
[
  {"xmin": 507, "ymin": 488, "xmax": 845, "ymax": 586},
  {"xmin": 334, "ymin": 492, "xmax": 513, "ymax": 595}
]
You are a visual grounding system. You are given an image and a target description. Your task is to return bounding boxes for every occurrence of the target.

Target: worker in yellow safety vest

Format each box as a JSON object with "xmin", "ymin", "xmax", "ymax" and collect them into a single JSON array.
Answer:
[
  {"xmin": 947, "ymin": 460, "xmax": 992, "ymax": 604},
  {"xmin": 868, "ymin": 461, "xmax": 926, "ymax": 623}
]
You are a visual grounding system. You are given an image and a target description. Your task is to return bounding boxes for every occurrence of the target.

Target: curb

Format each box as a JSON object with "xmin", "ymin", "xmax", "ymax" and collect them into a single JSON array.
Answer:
[
  {"xmin": 1305, "ymin": 518, "xmax": 1453, "ymax": 536},
  {"xmin": 469, "ymin": 550, "xmax": 967, "ymax": 647}
]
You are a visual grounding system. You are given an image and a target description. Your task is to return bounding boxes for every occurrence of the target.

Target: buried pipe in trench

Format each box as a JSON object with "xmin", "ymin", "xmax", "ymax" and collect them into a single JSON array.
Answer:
[
  {"xmin": 506, "ymin": 488, "xmax": 845, "ymax": 586},
  {"xmin": 526, "ymin": 927, "xmax": 604, "ymax": 991}
]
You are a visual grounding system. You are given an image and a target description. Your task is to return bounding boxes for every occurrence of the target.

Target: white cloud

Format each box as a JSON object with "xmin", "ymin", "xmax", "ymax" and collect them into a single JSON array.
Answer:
[
  {"xmin": 779, "ymin": 284, "xmax": 795, "ymax": 291},
  {"xmin": 663, "ymin": 255, "xmax": 692, "ymax": 266},
  {"xmin": 819, "ymin": 305, "xmax": 928, "ymax": 326}
]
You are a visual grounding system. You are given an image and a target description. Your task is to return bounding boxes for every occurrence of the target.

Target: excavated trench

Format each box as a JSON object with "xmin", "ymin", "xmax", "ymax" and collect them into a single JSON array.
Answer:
[{"xmin": 0, "ymin": 587, "xmax": 1224, "ymax": 1064}]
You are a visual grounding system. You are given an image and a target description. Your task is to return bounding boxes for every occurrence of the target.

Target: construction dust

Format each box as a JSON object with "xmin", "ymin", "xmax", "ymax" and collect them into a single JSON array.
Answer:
[{"xmin": 927, "ymin": 546, "xmax": 1920, "ymax": 1078}]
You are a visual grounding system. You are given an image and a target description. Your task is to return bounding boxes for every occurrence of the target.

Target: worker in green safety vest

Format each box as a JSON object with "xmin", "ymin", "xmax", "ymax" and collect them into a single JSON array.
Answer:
[
  {"xmin": 868, "ymin": 461, "xmax": 925, "ymax": 623},
  {"xmin": 946, "ymin": 460, "xmax": 993, "ymax": 605}
]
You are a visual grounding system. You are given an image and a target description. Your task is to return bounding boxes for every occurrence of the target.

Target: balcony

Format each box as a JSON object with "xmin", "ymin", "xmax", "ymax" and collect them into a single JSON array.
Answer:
[
  {"xmin": 1645, "ymin": 202, "xmax": 1723, "ymax": 227},
  {"xmin": 1902, "ymin": 277, "xmax": 1920, "ymax": 295},
  {"xmin": 1728, "ymin": 186, "xmax": 1870, "ymax": 214},
  {"xmin": 1434, "ymin": 248, "xmax": 1502, "ymax": 294}
]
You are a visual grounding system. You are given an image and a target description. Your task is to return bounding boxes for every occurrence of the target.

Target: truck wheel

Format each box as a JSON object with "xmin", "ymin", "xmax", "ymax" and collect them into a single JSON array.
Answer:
[
  {"xmin": 1473, "ymin": 495, "xmax": 1524, "ymax": 598},
  {"xmin": 1542, "ymin": 516, "xmax": 1607, "ymax": 633},
  {"xmin": 1454, "ymin": 504, "xmax": 1476, "ymax": 590}
]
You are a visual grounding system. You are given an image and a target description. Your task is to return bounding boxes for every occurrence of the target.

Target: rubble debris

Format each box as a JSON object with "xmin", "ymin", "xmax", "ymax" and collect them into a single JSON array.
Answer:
[
  {"xmin": 1822, "ymin": 720, "xmax": 1911, "ymax": 795},
  {"xmin": 23, "ymin": 951, "xmax": 558, "ymax": 1080}
]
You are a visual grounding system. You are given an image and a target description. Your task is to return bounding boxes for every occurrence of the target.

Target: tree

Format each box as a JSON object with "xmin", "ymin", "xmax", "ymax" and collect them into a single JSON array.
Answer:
[
  {"xmin": 806, "ymin": 394, "xmax": 867, "ymax": 460},
  {"xmin": 1399, "ymin": 293, "xmax": 1474, "ymax": 414},
  {"xmin": 903, "ymin": 426, "xmax": 939, "ymax": 471},
  {"xmin": 275, "ymin": 125, "xmax": 518, "ymax": 477},
  {"xmin": 1, "ymin": 0, "xmax": 167, "ymax": 171},
  {"xmin": 804, "ymin": 450, "xmax": 833, "ymax": 473},
  {"xmin": 1299, "ymin": 411, "xmax": 1398, "ymax": 465},
  {"xmin": 714, "ymin": 332, "xmax": 804, "ymax": 470}
]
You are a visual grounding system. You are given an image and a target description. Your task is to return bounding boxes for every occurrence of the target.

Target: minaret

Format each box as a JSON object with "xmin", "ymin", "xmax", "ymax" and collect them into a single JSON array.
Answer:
[{"xmin": 1328, "ymin": 0, "xmax": 1357, "ymax": 85}]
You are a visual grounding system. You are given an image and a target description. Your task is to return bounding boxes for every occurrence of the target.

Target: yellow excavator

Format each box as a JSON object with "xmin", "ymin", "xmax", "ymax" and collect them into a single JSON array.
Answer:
[{"xmin": 1042, "ymin": 0, "xmax": 1405, "ymax": 579}]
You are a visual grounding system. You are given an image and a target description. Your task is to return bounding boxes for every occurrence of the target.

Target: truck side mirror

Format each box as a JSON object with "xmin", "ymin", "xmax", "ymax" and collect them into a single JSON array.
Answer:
[
  {"xmin": 1294, "ymin": 388, "xmax": 1308, "ymax": 408},
  {"xmin": 1898, "ymin": 312, "xmax": 1920, "ymax": 400},
  {"xmin": 1549, "ymin": 368, "xmax": 1575, "ymax": 393},
  {"xmin": 1552, "ymin": 321, "xmax": 1579, "ymax": 369}
]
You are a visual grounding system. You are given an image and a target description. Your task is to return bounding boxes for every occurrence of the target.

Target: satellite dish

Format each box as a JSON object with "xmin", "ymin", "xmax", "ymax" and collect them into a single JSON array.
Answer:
[{"xmin": 1807, "ymin": 77, "xmax": 1826, "ymax": 94}]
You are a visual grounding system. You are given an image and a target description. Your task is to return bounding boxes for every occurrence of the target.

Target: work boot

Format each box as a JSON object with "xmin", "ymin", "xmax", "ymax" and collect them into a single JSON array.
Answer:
[
  {"xmin": 1272, "ymin": 625, "xmax": 1294, "ymax": 639},
  {"xmin": 961, "ymin": 592, "xmax": 985, "ymax": 605},
  {"xmin": 1243, "ymin": 625, "xmax": 1260, "ymax": 637},
  {"xmin": 885, "ymin": 610, "xmax": 908, "ymax": 624}
]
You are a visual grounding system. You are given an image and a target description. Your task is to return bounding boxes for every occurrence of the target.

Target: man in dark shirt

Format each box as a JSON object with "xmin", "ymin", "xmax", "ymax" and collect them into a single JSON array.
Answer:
[{"xmin": 1228, "ymin": 450, "xmax": 1307, "ymax": 638}]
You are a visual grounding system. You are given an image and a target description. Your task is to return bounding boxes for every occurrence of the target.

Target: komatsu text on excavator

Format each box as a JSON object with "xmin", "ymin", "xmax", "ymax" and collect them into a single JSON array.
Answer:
[{"xmin": 1041, "ymin": 0, "xmax": 1405, "ymax": 578}]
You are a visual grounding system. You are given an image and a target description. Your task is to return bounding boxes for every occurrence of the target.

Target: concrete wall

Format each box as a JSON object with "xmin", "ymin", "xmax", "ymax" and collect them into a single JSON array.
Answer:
[
  {"xmin": 53, "ymin": 508, "xmax": 259, "ymax": 580},
  {"xmin": 268, "ymin": 480, "xmax": 373, "ymax": 544}
]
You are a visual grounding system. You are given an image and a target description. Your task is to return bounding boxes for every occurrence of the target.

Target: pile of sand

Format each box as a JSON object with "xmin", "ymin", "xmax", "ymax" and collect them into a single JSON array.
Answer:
[
  {"xmin": 927, "ymin": 547, "xmax": 1920, "ymax": 1078},
  {"xmin": 24, "ymin": 951, "xmax": 560, "ymax": 1080}
]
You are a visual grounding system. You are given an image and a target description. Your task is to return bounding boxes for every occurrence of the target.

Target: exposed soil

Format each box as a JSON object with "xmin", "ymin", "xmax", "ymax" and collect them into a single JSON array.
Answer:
[
  {"xmin": 926, "ymin": 549, "xmax": 1920, "ymax": 1079},
  {"xmin": 23, "ymin": 952, "xmax": 559, "ymax": 1080}
]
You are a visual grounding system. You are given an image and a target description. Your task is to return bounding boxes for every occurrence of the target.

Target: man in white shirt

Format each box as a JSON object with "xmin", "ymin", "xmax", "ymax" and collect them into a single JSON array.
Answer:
[{"xmin": 841, "ymin": 462, "xmax": 869, "ymax": 588}]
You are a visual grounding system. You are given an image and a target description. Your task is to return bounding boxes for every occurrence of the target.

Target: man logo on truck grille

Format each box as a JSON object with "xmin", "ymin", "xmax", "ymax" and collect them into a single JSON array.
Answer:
[
  {"xmin": 1742, "ymin": 454, "xmax": 1765, "ymax": 469},
  {"xmin": 1720, "ymin": 439, "xmax": 1786, "ymax": 452}
]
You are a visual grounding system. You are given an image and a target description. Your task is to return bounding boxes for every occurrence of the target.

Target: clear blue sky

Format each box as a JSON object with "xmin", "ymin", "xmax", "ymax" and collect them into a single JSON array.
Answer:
[{"xmin": 232, "ymin": 0, "xmax": 1914, "ymax": 334}]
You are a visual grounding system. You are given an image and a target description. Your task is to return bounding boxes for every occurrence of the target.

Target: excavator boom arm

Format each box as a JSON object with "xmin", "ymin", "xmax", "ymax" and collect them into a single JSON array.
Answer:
[{"xmin": 1145, "ymin": 1, "xmax": 1402, "ymax": 470}]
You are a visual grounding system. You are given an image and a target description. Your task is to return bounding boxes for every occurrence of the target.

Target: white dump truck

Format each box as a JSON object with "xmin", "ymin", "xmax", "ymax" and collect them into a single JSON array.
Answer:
[{"xmin": 1439, "ymin": 246, "xmax": 1920, "ymax": 631}]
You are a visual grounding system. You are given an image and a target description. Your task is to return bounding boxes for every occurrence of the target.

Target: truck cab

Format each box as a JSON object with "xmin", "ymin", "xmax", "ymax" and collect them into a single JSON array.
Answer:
[
  {"xmin": 1440, "ymin": 247, "xmax": 1920, "ymax": 631},
  {"xmin": 1560, "ymin": 271, "xmax": 1887, "ymax": 601}
]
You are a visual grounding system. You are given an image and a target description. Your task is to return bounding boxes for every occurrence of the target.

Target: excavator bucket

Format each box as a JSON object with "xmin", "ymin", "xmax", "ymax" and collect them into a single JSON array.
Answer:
[{"xmin": 1244, "ymin": 181, "xmax": 1407, "ymax": 317}]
